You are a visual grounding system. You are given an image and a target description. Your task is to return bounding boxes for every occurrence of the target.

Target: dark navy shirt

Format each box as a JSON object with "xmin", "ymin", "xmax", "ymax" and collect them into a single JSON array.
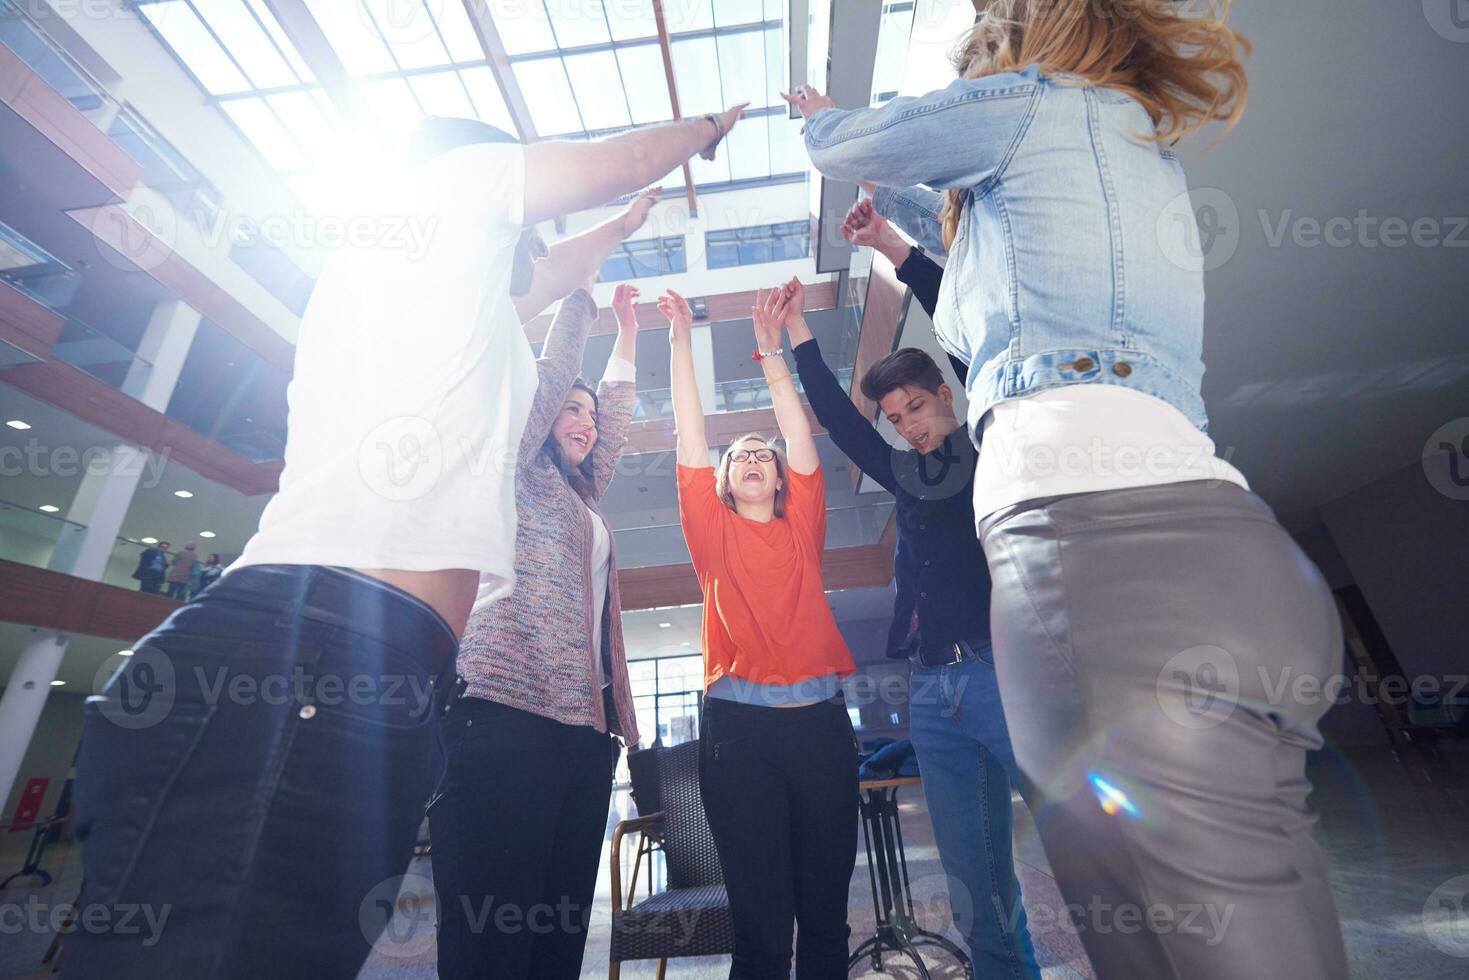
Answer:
[{"xmin": 792, "ymin": 248, "xmax": 991, "ymax": 660}]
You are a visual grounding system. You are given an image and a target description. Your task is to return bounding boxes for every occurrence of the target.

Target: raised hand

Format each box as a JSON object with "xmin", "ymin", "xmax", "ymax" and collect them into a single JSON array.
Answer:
[
  {"xmin": 702, "ymin": 103, "xmax": 750, "ymax": 161},
  {"xmin": 621, "ymin": 187, "xmax": 661, "ymax": 237},
  {"xmin": 658, "ymin": 289, "xmax": 693, "ymax": 343},
  {"xmin": 612, "ymin": 283, "xmax": 640, "ymax": 330},
  {"xmin": 780, "ymin": 84, "xmax": 835, "ymax": 120},
  {"xmin": 751, "ymin": 286, "xmax": 789, "ymax": 353},
  {"xmin": 780, "ymin": 277, "xmax": 806, "ymax": 327},
  {"xmin": 841, "ymin": 198, "xmax": 890, "ymax": 247}
]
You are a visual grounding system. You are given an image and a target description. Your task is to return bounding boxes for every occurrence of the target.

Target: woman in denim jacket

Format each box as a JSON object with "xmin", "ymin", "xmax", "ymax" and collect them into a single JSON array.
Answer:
[{"xmin": 786, "ymin": 3, "xmax": 1346, "ymax": 977}]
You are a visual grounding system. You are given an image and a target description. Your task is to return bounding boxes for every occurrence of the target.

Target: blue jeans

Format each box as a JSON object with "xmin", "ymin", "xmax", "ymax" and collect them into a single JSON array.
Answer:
[{"xmin": 908, "ymin": 649, "xmax": 1040, "ymax": 979}]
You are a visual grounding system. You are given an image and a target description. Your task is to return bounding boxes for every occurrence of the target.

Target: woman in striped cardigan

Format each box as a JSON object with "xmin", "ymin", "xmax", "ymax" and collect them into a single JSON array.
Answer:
[{"xmin": 430, "ymin": 283, "xmax": 643, "ymax": 979}]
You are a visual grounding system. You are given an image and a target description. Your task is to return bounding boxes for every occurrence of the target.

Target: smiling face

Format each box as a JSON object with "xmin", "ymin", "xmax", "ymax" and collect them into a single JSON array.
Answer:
[
  {"xmin": 720, "ymin": 436, "xmax": 784, "ymax": 512},
  {"xmin": 878, "ymin": 383, "xmax": 958, "ymax": 455},
  {"xmin": 551, "ymin": 387, "xmax": 599, "ymax": 468}
]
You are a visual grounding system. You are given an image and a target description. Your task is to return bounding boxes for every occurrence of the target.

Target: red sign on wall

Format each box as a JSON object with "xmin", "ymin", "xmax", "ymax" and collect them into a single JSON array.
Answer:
[{"xmin": 8, "ymin": 778, "xmax": 48, "ymax": 832}]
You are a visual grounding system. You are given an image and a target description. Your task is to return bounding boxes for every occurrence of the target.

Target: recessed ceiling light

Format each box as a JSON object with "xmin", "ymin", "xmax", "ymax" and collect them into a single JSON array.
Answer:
[
  {"xmin": 199, "ymin": 531, "xmax": 216, "ymax": 538},
  {"xmin": 50, "ymin": 679, "xmax": 66, "ymax": 686},
  {"xmin": 659, "ymin": 622, "xmax": 672, "ymax": 628},
  {"xmin": 39, "ymin": 504, "xmax": 59, "ymax": 513},
  {"xmin": 681, "ymin": 641, "xmax": 691, "ymax": 646},
  {"xmin": 118, "ymin": 649, "xmax": 134, "ymax": 656},
  {"xmin": 174, "ymin": 490, "xmax": 194, "ymax": 498},
  {"xmin": 141, "ymin": 536, "xmax": 158, "ymax": 544},
  {"xmin": 5, "ymin": 419, "xmax": 31, "ymax": 430}
]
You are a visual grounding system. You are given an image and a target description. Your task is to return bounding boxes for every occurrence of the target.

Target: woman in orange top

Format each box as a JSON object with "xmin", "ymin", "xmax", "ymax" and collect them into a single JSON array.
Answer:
[{"xmin": 663, "ymin": 286, "xmax": 858, "ymax": 978}]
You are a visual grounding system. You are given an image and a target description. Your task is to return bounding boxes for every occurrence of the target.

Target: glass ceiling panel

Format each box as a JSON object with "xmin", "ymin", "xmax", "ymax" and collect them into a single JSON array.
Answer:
[
  {"xmin": 265, "ymin": 90, "xmax": 337, "ymax": 169},
  {"xmin": 139, "ymin": 1, "xmax": 250, "ymax": 95},
  {"xmin": 661, "ymin": 0, "xmax": 714, "ymax": 33},
  {"xmin": 357, "ymin": 76, "xmax": 426, "ymax": 140},
  {"xmin": 564, "ymin": 50, "xmax": 631, "ymax": 130},
  {"xmin": 513, "ymin": 58, "xmax": 583, "ymax": 135},
  {"xmin": 713, "ymin": 0, "xmax": 766, "ymax": 27},
  {"xmin": 669, "ymin": 36, "xmax": 721, "ymax": 116},
  {"xmin": 616, "ymin": 44, "xmax": 672, "ymax": 124},
  {"xmin": 302, "ymin": 0, "xmax": 394, "ymax": 74},
  {"xmin": 605, "ymin": 2, "xmax": 657, "ymax": 41},
  {"xmin": 219, "ymin": 97, "xmax": 305, "ymax": 170},
  {"xmin": 409, "ymin": 69, "xmax": 477, "ymax": 120},
  {"xmin": 433, "ymin": 0, "xmax": 487, "ymax": 62},
  {"xmin": 358, "ymin": 0, "xmax": 451, "ymax": 70},
  {"xmin": 459, "ymin": 66, "xmax": 517, "ymax": 132},
  {"xmin": 723, "ymin": 111, "xmax": 768, "ymax": 182},
  {"xmin": 244, "ymin": 0, "xmax": 314, "ymax": 81},
  {"xmin": 496, "ymin": 0, "xmax": 558, "ymax": 55},
  {"xmin": 714, "ymin": 27, "xmax": 767, "ymax": 109},
  {"xmin": 543, "ymin": 0, "xmax": 610, "ymax": 49},
  {"xmin": 191, "ymin": 0, "xmax": 299, "ymax": 89}
]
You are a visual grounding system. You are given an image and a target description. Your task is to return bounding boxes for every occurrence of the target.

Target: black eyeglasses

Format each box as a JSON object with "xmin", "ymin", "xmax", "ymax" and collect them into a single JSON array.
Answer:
[{"xmin": 728, "ymin": 448, "xmax": 776, "ymax": 463}]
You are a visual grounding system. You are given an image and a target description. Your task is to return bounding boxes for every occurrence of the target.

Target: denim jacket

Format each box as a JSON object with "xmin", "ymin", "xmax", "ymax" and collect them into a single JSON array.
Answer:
[{"xmin": 804, "ymin": 64, "xmax": 1212, "ymax": 435}]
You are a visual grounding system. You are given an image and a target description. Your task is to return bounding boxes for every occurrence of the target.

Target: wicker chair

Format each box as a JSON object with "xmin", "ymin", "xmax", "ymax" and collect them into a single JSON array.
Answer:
[
  {"xmin": 609, "ymin": 739, "xmax": 734, "ymax": 978},
  {"xmin": 623, "ymin": 745, "xmax": 665, "ymax": 907}
]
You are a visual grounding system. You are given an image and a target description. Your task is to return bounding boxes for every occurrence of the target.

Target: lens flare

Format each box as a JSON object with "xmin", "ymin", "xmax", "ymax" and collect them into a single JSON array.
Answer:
[{"xmin": 1090, "ymin": 773, "xmax": 1140, "ymax": 818}]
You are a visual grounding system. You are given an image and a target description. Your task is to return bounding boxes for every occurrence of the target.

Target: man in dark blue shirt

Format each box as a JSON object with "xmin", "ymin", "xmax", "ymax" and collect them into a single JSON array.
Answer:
[{"xmin": 778, "ymin": 199, "xmax": 1039, "ymax": 979}]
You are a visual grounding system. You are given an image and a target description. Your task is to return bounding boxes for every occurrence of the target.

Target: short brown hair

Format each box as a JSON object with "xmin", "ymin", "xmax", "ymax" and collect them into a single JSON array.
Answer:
[
  {"xmin": 715, "ymin": 434, "xmax": 789, "ymax": 518},
  {"xmin": 860, "ymin": 348, "xmax": 946, "ymax": 405}
]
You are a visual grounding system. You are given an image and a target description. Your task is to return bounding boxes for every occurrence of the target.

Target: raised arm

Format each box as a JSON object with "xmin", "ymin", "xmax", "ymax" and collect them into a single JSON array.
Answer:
[
  {"xmin": 783, "ymin": 277, "xmax": 897, "ymax": 492},
  {"xmin": 842, "ymin": 199, "xmax": 941, "ymax": 316},
  {"xmin": 514, "ymin": 188, "xmax": 661, "ymax": 323},
  {"xmin": 752, "ymin": 288, "xmax": 818, "ymax": 475},
  {"xmin": 589, "ymin": 284, "xmax": 642, "ymax": 497},
  {"xmin": 523, "ymin": 105, "xmax": 745, "ymax": 225},
  {"xmin": 519, "ymin": 287, "xmax": 600, "ymax": 462},
  {"xmin": 661, "ymin": 289, "xmax": 708, "ymax": 468}
]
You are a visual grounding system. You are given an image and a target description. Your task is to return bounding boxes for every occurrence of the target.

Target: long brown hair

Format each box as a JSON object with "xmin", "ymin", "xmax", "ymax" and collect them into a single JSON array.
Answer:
[{"xmin": 939, "ymin": 0, "xmax": 1250, "ymax": 248}]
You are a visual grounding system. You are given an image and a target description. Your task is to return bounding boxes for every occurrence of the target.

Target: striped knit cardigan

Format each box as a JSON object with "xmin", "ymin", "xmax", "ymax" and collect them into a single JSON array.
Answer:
[{"xmin": 457, "ymin": 289, "xmax": 640, "ymax": 745}]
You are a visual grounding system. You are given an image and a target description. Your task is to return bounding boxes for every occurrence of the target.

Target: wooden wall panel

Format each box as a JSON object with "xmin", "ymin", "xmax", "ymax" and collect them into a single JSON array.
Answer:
[{"xmin": 0, "ymin": 559, "xmax": 176, "ymax": 642}]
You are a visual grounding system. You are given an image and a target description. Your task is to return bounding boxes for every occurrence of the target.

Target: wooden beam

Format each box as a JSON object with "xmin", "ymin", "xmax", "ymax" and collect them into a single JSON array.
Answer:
[
  {"xmin": 0, "ymin": 558, "xmax": 179, "ymax": 642},
  {"xmin": 461, "ymin": 0, "xmax": 539, "ymax": 143},
  {"xmin": 0, "ymin": 280, "xmax": 64, "ymax": 359},
  {"xmin": 650, "ymin": 0, "xmax": 699, "ymax": 217}
]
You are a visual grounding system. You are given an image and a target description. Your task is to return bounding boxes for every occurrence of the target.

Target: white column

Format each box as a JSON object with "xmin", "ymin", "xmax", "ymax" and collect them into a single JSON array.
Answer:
[
  {"xmin": 690, "ymin": 323, "xmax": 718, "ymax": 413},
  {"xmin": 1, "ymin": 299, "xmax": 201, "ymax": 807},
  {"xmin": 0, "ymin": 630, "xmax": 69, "ymax": 822}
]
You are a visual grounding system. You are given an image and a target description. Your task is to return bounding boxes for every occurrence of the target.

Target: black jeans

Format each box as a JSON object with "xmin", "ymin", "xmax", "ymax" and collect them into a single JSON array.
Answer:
[
  {"xmin": 429, "ymin": 694, "xmax": 620, "ymax": 979},
  {"xmin": 63, "ymin": 565, "xmax": 456, "ymax": 979},
  {"xmin": 699, "ymin": 696, "xmax": 859, "ymax": 979}
]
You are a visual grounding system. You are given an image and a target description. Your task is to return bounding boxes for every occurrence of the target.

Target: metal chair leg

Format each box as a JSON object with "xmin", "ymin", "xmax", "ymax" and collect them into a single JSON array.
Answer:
[{"xmin": 656, "ymin": 958, "xmax": 667, "ymax": 980}]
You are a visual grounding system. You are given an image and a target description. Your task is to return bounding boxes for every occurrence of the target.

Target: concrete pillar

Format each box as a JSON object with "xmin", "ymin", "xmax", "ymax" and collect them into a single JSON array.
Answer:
[
  {"xmin": 0, "ymin": 630, "xmax": 69, "ymax": 823},
  {"xmin": 691, "ymin": 323, "xmax": 718, "ymax": 413}
]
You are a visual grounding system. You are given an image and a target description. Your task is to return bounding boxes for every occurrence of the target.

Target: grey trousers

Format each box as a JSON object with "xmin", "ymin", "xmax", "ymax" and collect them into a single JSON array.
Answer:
[{"xmin": 979, "ymin": 480, "xmax": 1349, "ymax": 979}]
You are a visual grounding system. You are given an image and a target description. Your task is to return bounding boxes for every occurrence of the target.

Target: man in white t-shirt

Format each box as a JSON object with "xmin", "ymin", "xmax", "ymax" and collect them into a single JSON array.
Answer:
[{"xmin": 67, "ymin": 108, "xmax": 745, "ymax": 979}]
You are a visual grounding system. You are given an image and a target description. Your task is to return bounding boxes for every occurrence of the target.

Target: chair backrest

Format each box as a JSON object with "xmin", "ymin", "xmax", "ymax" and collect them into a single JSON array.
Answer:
[
  {"xmin": 655, "ymin": 739, "xmax": 723, "ymax": 889},
  {"xmin": 627, "ymin": 745, "xmax": 663, "ymax": 818}
]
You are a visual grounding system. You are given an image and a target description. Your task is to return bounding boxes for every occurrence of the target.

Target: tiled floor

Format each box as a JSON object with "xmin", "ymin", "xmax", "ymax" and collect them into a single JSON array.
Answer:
[{"xmin": 3, "ymin": 747, "xmax": 1466, "ymax": 979}]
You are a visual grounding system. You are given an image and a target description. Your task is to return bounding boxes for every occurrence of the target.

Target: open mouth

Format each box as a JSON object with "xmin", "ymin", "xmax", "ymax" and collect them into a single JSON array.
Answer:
[
  {"xmin": 742, "ymin": 471, "xmax": 764, "ymax": 484},
  {"xmin": 910, "ymin": 430, "xmax": 930, "ymax": 448},
  {"xmin": 569, "ymin": 432, "xmax": 590, "ymax": 449}
]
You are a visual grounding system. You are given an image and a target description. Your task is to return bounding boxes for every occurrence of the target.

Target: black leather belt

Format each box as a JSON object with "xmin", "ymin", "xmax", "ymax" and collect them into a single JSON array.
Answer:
[{"xmin": 909, "ymin": 639, "xmax": 987, "ymax": 669}]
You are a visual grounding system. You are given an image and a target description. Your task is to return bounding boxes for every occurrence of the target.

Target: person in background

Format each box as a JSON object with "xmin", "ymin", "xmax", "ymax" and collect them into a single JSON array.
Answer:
[
  {"xmin": 788, "ymin": 2, "xmax": 1346, "ymax": 976},
  {"xmin": 191, "ymin": 553, "xmax": 223, "ymax": 600},
  {"xmin": 67, "ymin": 103, "xmax": 746, "ymax": 980},
  {"xmin": 432, "ymin": 282, "xmax": 644, "ymax": 979},
  {"xmin": 164, "ymin": 543, "xmax": 197, "ymax": 600},
  {"xmin": 667, "ymin": 285, "xmax": 859, "ymax": 978},
  {"xmin": 782, "ymin": 218, "xmax": 1039, "ymax": 976},
  {"xmin": 132, "ymin": 540, "xmax": 169, "ymax": 594}
]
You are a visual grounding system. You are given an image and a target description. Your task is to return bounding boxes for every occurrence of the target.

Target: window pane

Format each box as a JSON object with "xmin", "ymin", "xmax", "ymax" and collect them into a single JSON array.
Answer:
[
  {"xmin": 221, "ymin": 98, "xmax": 305, "ymax": 169},
  {"xmin": 266, "ymin": 91, "xmax": 337, "ymax": 170},
  {"xmin": 431, "ymin": 0, "xmax": 486, "ymax": 62},
  {"xmin": 543, "ymin": 0, "xmax": 609, "ymax": 48},
  {"xmin": 357, "ymin": 76, "xmax": 426, "ymax": 140},
  {"xmin": 715, "ymin": 28, "xmax": 768, "ymax": 110},
  {"xmin": 304, "ymin": 0, "xmax": 394, "ymax": 74},
  {"xmin": 661, "ymin": 0, "xmax": 713, "ymax": 33},
  {"xmin": 513, "ymin": 58, "xmax": 583, "ymax": 135},
  {"xmin": 769, "ymin": 112, "xmax": 807, "ymax": 173},
  {"xmin": 140, "ymin": 1, "xmax": 250, "ymax": 94},
  {"xmin": 564, "ymin": 51, "xmax": 630, "ymax": 131},
  {"xmin": 245, "ymin": 0, "xmax": 315, "ymax": 81},
  {"xmin": 713, "ymin": 0, "xmax": 765, "ymax": 27},
  {"xmin": 616, "ymin": 45, "xmax": 671, "ymax": 124},
  {"xmin": 687, "ymin": 143, "xmax": 730, "ymax": 185},
  {"xmin": 192, "ymin": 0, "xmax": 298, "ymax": 89},
  {"xmin": 605, "ymin": 1, "xmax": 657, "ymax": 40},
  {"xmin": 409, "ymin": 70, "xmax": 476, "ymax": 118},
  {"xmin": 763, "ymin": 24, "xmax": 783, "ymax": 107},
  {"xmin": 491, "ymin": 0, "xmax": 556, "ymax": 54},
  {"xmin": 359, "ymin": 0, "xmax": 451, "ymax": 70},
  {"xmin": 723, "ymin": 111, "xmax": 767, "ymax": 181},
  {"xmin": 670, "ymin": 37, "xmax": 720, "ymax": 116},
  {"xmin": 459, "ymin": 66, "xmax": 517, "ymax": 133}
]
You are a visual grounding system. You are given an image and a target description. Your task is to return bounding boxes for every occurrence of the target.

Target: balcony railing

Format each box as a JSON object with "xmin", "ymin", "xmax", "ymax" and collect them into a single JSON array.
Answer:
[{"xmin": 612, "ymin": 500, "xmax": 895, "ymax": 569}]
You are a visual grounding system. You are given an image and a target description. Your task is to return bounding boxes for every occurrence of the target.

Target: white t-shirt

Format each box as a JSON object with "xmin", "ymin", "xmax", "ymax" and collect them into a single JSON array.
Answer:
[
  {"xmin": 973, "ymin": 385, "xmax": 1250, "ymax": 524},
  {"xmin": 233, "ymin": 143, "xmax": 534, "ymax": 604},
  {"xmin": 588, "ymin": 500, "xmax": 611, "ymax": 688}
]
